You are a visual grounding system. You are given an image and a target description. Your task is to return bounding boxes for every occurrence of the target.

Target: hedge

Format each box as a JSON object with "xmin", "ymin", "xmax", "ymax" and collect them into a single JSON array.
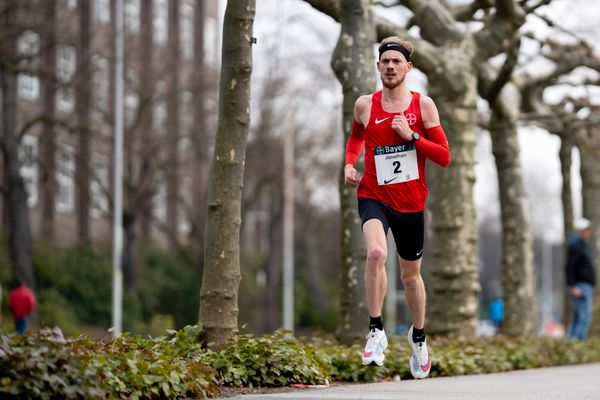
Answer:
[{"xmin": 2, "ymin": 326, "xmax": 600, "ymax": 399}]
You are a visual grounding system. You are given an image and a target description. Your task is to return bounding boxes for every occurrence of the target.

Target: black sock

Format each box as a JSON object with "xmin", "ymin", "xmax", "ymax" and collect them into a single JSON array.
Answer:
[
  {"xmin": 412, "ymin": 327, "xmax": 426, "ymax": 343},
  {"xmin": 369, "ymin": 316, "xmax": 384, "ymax": 331}
]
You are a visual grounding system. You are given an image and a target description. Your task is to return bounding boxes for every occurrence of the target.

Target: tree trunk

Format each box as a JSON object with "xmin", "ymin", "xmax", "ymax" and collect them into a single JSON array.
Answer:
[
  {"xmin": 426, "ymin": 42, "xmax": 479, "ymax": 338},
  {"xmin": 579, "ymin": 144, "xmax": 600, "ymax": 336},
  {"xmin": 122, "ymin": 209, "xmax": 139, "ymax": 297},
  {"xmin": 166, "ymin": 0, "xmax": 180, "ymax": 248},
  {"xmin": 560, "ymin": 137, "xmax": 574, "ymax": 236},
  {"xmin": 0, "ymin": 4, "xmax": 36, "ymax": 289},
  {"xmin": 263, "ymin": 200, "xmax": 282, "ymax": 333},
  {"xmin": 200, "ymin": 0, "xmax": 256, "ymax": 348},
  {"xmin": 193, "ymin": 0, "xmax": 209, "ymax": 259},
  {"xmin": 489, "ymin": 85, "xmax": 536, "ymax": 336},
  {"xmin": 559, "ymin": 134, "xmax": 574, "ymax": 327},
  {"xmin": 330, "ymin": 0, "xmax": 374, "ymax": 343},
  {"xmin": 39, "ymin": 0, "xmax": 57, "ymax": 240},
  {"xmin": 138, "ymin": 0, "xmax": 154, "ymax": 242},
  {"xmin": 76, "ymin": 0, "xmax": 91, "ymax": 242}
]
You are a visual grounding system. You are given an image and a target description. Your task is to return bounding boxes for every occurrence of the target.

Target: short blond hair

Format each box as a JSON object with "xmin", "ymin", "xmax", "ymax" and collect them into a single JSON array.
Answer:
[{"xmin": 378, "ymin": 36, "xmax": 414, "ymax": 57}]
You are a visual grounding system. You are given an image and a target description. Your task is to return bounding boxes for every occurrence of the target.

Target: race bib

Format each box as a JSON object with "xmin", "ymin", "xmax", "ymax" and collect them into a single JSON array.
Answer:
[{"xmin": 374, "ymin": 143, "xmax": 419, "ymax": 185}]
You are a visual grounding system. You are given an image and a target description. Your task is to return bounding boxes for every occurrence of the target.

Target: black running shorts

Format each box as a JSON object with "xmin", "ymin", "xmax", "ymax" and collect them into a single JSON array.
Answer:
[{"xmin": 358, "ymin": 197, "xmax": 424, "ymax": 261}]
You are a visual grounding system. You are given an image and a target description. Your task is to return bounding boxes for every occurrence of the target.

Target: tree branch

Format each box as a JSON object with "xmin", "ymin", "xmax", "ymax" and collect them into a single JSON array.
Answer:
[
  {"xmin": 495, "ymin": 0, "xmax": 517, "ymax": 18},
  {"xmin": 475, "ymin": 0, "xmax": 525, "ymax": 61},
  {"xmin": 449, "ymin": 0, "xmax": 494, "ymax": 22},
  {"xmin": 374, "ymin": 0, "xmax": 400, "ymax": 8},
  {"xmin": 301, "ymin": 0, "xmax": 340, "ymax": 22},
  {"xmin": 403, "ymin": 0, "xmax": 463, "ymax": 45},
  {"xmin": 520, "ymin": 112, "xmax": 564, "ymax": 133},
  {"xmin": 520, "ymin": 38, "xmax": 600, "ymax": 113},
  {"xmin": 301, "ymin": 0, "xmax": 442, "ymax": 75},
  {"xmin": 531, "ymin": 11, "xmax": 587, "ymax": 44},
  {"xmin": 16, "ymin": 115, "xmax": 47, "ymax": 141},
  {"xmin": 523, "ymin": 0, "xmax": 554, "ymax": 14},
  {"xmin": 482, "ymin": 36, "xmax": 521, "ymax": 105}
]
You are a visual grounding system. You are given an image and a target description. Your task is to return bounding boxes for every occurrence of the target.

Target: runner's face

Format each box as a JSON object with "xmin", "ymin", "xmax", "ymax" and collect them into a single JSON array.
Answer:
[{"xmin": 377, "ymin": 50, "xmax": 411, "ymax": 89}]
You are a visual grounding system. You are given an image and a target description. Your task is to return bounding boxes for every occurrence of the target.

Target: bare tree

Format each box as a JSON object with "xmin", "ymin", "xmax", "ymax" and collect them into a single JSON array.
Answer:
[
  {"xmin": 200, "ymin": 0, "xmax": 256, "ymax": 347},
  {"xmin": 0, "ymin": 0, "xmax": 37, "ymax": 288},
  {"xmin": 331, "ymin": 0, "xmax": 375, "ymax": 342},
  {"xmin": 518, "ymin": 34, "xmax": 600, "ymax": 333},
  {"xmin": 479, "ymin": 35, "xmax": 537, "ymax": 336}
]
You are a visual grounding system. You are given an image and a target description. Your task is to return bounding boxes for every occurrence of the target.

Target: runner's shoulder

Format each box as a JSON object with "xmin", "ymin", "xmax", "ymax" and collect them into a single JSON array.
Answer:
[
  {"xmin": 419, "ymin": 95, "xmax": 440, "ymax": 122},
  {"xmin": 354, "ymin": 94, "xmax": 373, "ymax": 117},
  {"xmin": 419, "ymin": 95, "xmax": 438, "ymax": 112},
  {"xmin": 355, "ymin": 94, "xmax": 373, "ymax": 113}
]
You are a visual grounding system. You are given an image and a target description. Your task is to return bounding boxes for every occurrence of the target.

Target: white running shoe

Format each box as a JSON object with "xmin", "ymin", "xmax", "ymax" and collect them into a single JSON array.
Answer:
[
  {"xmin": 407, "ymin": 325, "xmax": 431, "ymax": 379},
  {"xmin": 361, "ymin": 328, "xmax": 388, "ymax": 366}
]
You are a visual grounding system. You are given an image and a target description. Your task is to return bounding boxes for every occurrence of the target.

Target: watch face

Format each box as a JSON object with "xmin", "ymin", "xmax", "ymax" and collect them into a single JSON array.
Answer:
[{"xmin": 412, "ymin": 132, "xmax": 420, "ymax": 141}]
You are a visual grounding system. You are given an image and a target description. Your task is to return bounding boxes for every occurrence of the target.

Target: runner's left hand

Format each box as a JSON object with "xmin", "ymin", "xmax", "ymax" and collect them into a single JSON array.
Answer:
[{"xmin": 391, "ymin": 114, "xmax": 412, "ymax": 141}]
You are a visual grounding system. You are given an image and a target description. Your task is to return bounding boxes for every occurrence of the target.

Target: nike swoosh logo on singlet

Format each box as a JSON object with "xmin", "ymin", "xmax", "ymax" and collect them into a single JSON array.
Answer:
[
  {"xmin": 383, "ymin": 177, "xmax": 398, "ymax": 184},
  {"xmin": 375, "ymin": 117, "xmax": 390, "ymax": 124}
]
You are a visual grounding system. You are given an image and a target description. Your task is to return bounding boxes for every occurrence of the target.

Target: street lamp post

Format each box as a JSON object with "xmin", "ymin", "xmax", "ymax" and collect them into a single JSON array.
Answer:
[
  {"xmin": 282, "ymin": 110, "xmax": 294, "ymax": 333},
  {"xmin": 111, "ymin": 0, "xmax": 124, "ymax": 338}
]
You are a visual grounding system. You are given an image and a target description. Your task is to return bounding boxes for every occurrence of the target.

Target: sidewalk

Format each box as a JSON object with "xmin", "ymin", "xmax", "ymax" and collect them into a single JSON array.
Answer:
[{"xmin": 229, "ymin": 362, "xmax": 600, "ymax": 400}]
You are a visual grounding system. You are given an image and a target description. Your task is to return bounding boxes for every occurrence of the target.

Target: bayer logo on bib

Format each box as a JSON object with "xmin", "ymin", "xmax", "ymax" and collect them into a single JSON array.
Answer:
[{"xmin": 374, "ymin": 143, "xmax": 419, "ymax": 185}]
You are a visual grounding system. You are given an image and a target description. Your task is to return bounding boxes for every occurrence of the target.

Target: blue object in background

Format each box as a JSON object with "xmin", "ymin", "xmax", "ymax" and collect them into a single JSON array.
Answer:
[{"xmin": 489, "ymin": 298, "xmax": 504, "ymax": 327}]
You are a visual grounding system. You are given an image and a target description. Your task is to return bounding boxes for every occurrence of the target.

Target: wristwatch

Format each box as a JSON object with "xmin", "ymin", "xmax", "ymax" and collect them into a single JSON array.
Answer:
[{"xmin": 411, "ymin": 132, "xmax": 420, "ymax": 142}]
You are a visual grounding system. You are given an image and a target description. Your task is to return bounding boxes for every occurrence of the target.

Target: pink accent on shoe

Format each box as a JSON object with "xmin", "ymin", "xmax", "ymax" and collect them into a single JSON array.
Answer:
[{"xmin": 421, "ymin": 354, "xmax": 431, "ymax": 372}]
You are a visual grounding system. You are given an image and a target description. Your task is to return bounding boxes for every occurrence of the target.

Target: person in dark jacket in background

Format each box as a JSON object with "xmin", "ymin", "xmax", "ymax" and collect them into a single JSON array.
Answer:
[{"xmin": 566, "ymin": 218, "xmax": 596, "ymax": 340}]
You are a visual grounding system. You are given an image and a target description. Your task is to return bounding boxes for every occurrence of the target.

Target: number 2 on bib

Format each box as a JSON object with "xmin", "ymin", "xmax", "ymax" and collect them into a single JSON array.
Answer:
[{"xmin": 374, "ymin": 144, "xmax": 419, "ymax": 185}]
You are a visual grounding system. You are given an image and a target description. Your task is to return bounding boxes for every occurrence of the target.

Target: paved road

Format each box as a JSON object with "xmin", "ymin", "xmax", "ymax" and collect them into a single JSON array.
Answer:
[{"xmin": 230, "ymin": 363, "xmax": 600, "ymax": 400}]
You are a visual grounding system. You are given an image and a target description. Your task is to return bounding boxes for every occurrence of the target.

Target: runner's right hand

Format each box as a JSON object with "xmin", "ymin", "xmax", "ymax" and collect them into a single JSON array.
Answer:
[{"xmin": 344, "ymin": 164, "xmax": 359, "ymax": 188}]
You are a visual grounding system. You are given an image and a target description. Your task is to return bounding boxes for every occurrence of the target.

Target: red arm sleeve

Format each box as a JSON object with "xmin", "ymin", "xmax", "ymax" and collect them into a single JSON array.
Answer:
[
  {"xmin": 345, "ymin": 119, "xmax": 366, "ymax": 166},
  {"xmin": 414, "ymin": 125, "xmax": 451, "ymax": 167}
]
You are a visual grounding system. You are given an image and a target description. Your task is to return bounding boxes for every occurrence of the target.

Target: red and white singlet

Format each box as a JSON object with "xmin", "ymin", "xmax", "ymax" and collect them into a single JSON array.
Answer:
[{"xmin": 357, "ymin": 90, "xmax": 429, "ymax": 212}]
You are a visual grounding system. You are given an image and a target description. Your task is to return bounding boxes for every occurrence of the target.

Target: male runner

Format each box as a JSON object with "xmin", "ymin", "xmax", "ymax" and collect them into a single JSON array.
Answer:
[{"xmin": 344, "ymin": 36, "xmax": 451, "ymax": 379}]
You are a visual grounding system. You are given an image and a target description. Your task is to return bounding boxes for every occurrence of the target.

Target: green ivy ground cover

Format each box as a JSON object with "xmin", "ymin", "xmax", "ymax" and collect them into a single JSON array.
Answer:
[{"xmin": 2, "ymin": 326, "xmax": 600, "ymax": 399}]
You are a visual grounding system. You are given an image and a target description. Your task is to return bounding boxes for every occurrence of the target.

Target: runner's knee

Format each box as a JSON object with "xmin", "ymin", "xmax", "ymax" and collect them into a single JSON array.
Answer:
[
  {"xmin": 401, "ymin": 274, "xmax": 419, "ymax": 289},
  {"xmin": 367, "ymin": 246, "xmax": 387, "ymax": 265}
]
